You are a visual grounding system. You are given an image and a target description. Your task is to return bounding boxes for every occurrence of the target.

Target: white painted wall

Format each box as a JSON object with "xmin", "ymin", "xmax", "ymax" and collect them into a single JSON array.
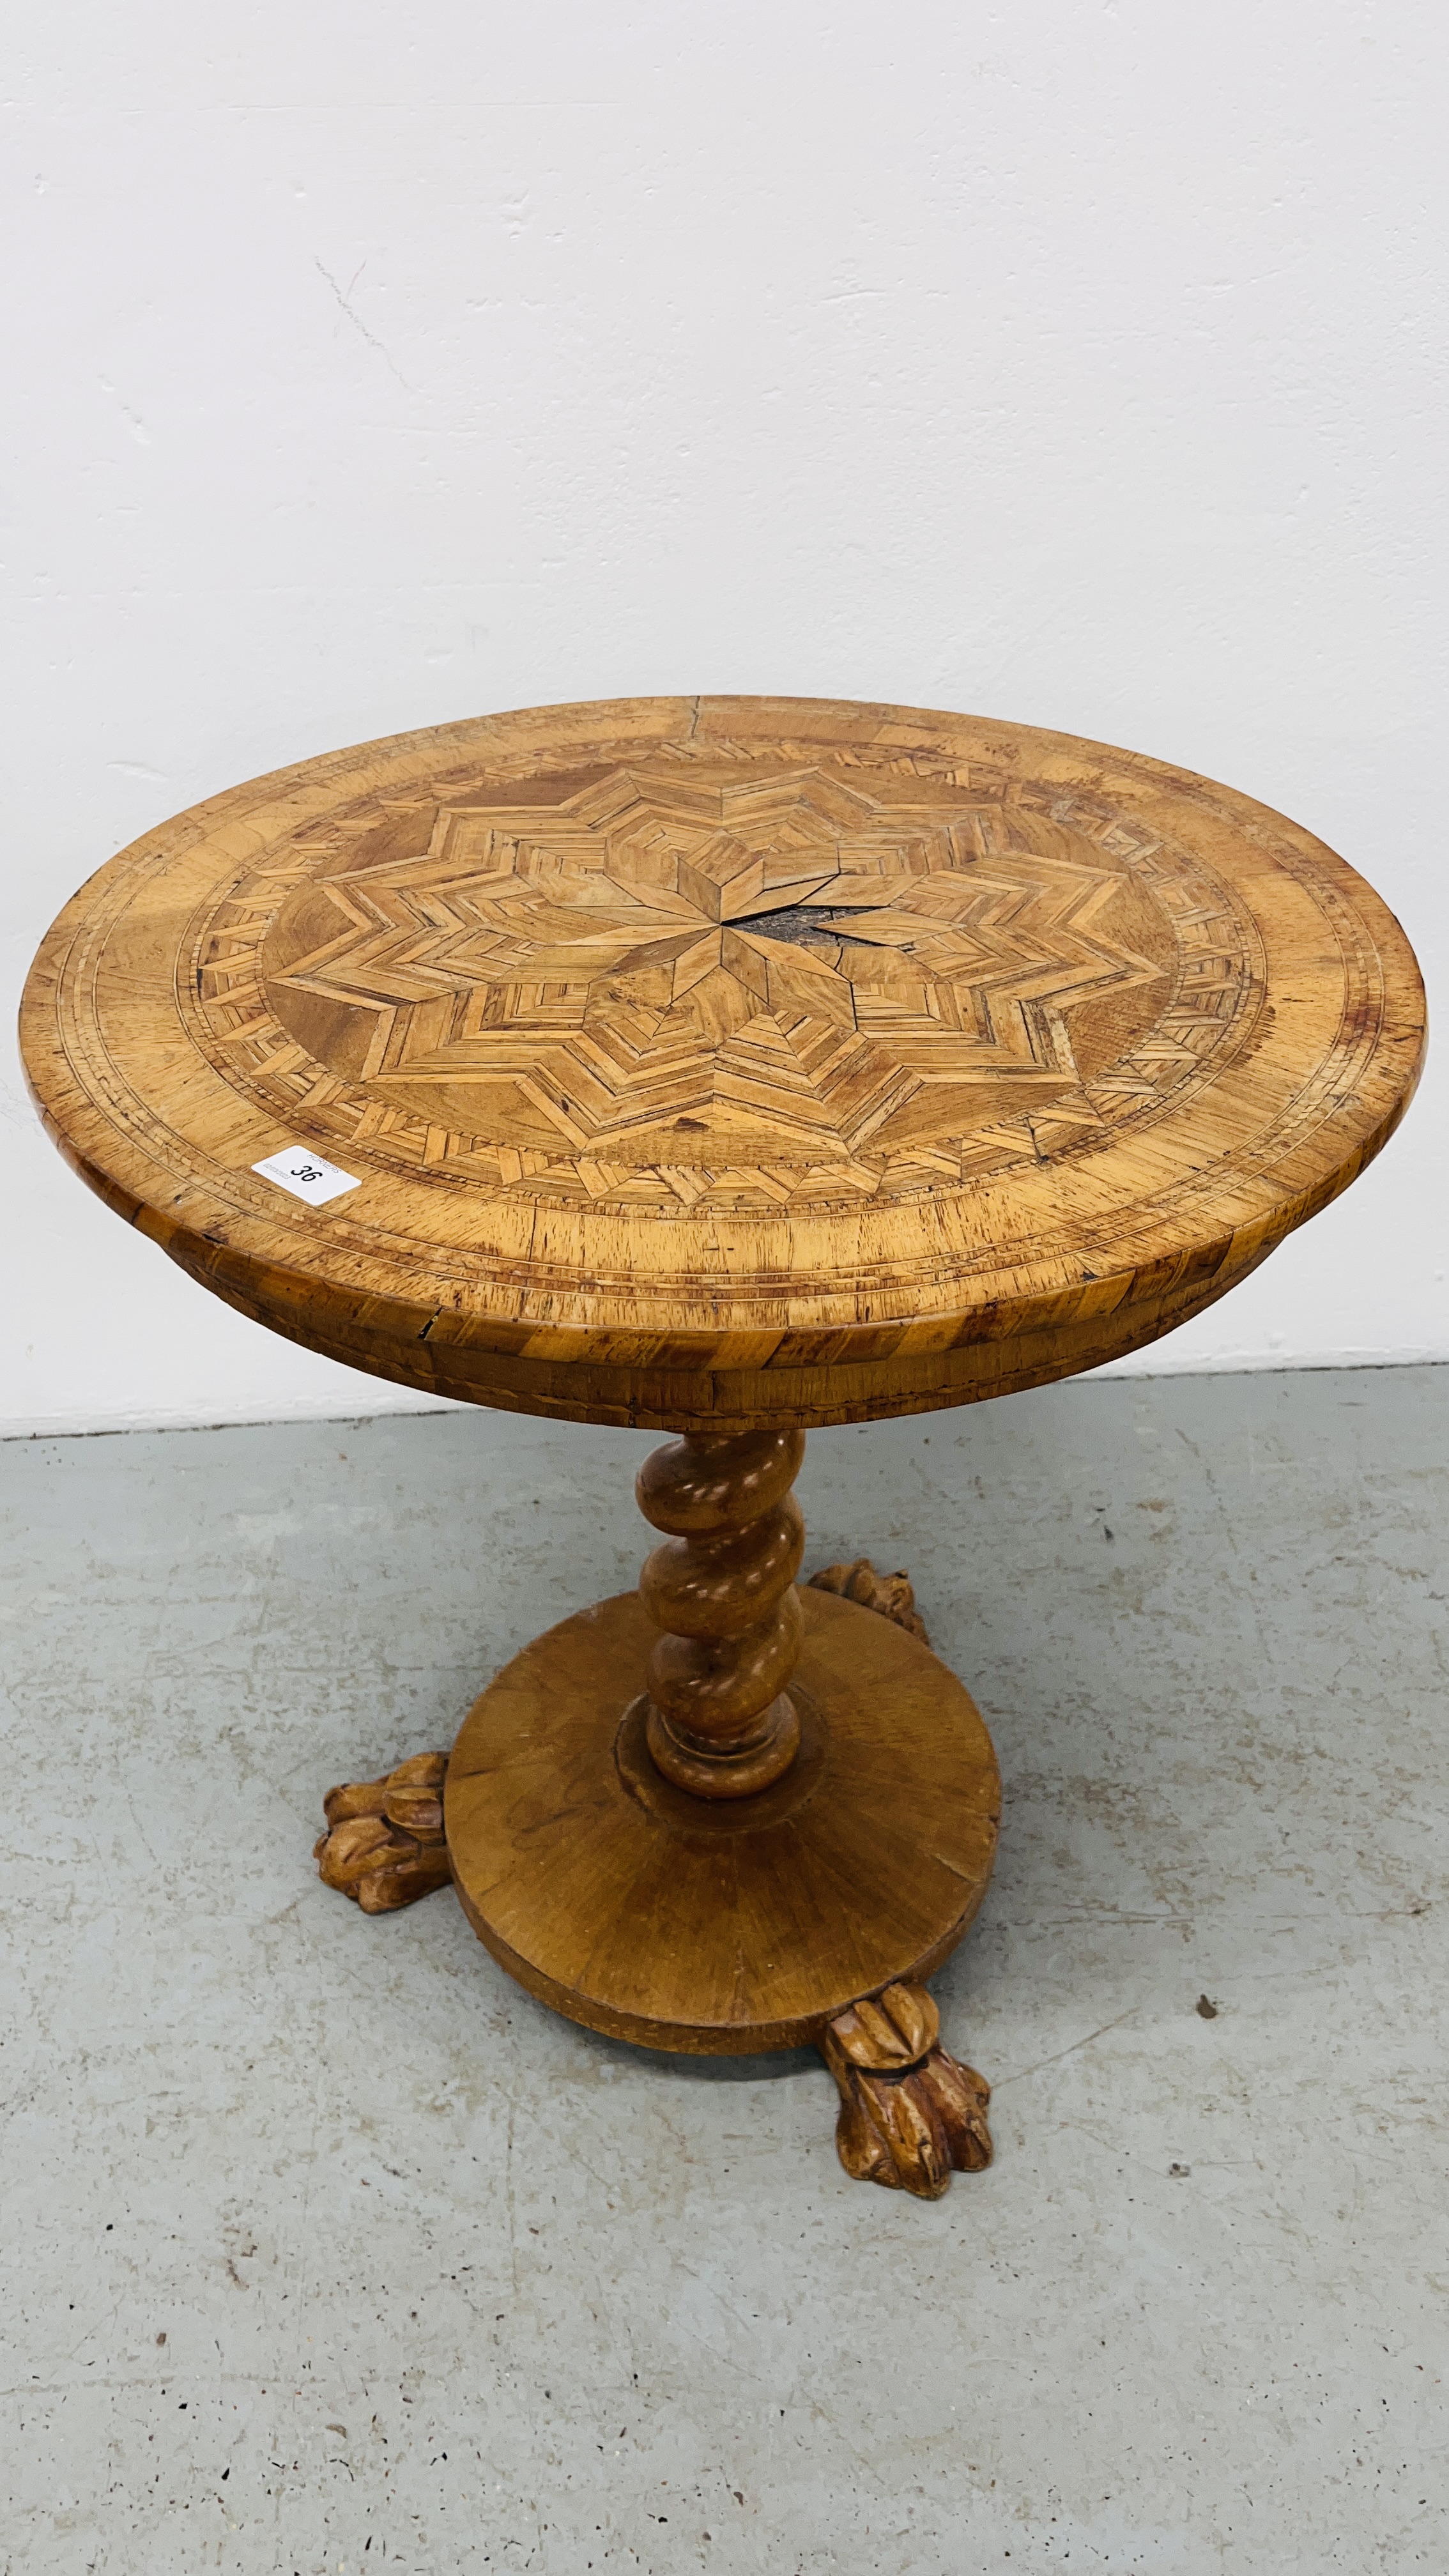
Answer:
[{"xmin": 4, "ymin": 1, "xmax": 1445, "ymax": 1437}]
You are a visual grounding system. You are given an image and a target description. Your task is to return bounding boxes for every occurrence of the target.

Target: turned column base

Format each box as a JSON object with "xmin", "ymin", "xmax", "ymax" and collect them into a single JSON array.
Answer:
[
  {"xmin": 443, "ymin": 1584, "xmax": 997, "ymax": 2053},
  {"xmin": 314, "ymin": 1565, "xmax": 999, "ymax": 2198},
  {"xmin": 644, "ymin": 1689, "xmax": 801, "ymax": 1798}
]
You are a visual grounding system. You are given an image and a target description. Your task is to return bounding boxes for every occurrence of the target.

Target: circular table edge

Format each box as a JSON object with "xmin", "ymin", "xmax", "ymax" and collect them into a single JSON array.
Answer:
[{"xmin": 19, "ymin": 696, "xmax": 1429, "ymax": 1431}]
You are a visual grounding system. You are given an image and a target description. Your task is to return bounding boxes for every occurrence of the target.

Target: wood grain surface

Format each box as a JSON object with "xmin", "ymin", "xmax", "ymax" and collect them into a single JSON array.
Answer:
[
  {"xmin": 444, "ymin": 1583, "xmax": 1000, "ymax": 2053},
  {"xmin": 20, "ymin": 696, "xmax": 1426, "ymax": 1430}
]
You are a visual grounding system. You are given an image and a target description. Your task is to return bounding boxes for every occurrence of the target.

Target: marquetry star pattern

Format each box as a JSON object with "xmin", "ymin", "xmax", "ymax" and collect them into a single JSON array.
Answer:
[{"xmin": 266, "ymin": 763, "xmax": 1167, "ymax": 1168}]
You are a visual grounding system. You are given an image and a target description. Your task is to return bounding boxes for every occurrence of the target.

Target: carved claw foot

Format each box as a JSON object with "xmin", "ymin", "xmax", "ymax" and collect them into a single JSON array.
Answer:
[
  {"xmin": 807, "ymin": 1559, "xmax": 930, "ymax": 1644},
  {"xmin": 314, "ymin": 1752, "xmax": 452, "ymax": 1913},
  {"xmin": 818, "ymin": 1981, "xmax": 992, "ymax": 2198}
]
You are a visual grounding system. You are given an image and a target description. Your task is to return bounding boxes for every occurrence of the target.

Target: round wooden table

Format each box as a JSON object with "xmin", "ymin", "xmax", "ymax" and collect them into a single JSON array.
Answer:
[{"xmin": 22, "ymin": 696, "xmax": 1426, "ymax": 2198}]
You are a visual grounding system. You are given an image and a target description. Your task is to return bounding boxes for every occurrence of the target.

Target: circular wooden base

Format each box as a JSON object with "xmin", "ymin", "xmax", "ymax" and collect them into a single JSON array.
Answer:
[{"xmin": 445, "ymin": 1587, "xmax": 1000, "ymax": 2054}]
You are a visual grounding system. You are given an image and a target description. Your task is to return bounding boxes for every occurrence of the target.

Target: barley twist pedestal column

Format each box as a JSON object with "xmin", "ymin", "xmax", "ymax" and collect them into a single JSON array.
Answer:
[{"xmin": 638, "ymin": 1428, "xmax": 806, "ymax": 1798}]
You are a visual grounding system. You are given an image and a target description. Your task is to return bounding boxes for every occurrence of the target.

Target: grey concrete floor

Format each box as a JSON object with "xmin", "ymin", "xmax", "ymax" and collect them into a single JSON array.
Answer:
[{"xmin": 3, "ymin": 1368, "xmax": 1449, "ymax": 2575}]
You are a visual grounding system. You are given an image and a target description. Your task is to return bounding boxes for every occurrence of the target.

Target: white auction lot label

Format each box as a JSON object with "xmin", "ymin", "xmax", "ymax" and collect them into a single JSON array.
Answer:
[{"xmin": 251, "ymin": 1146, "xmax": 362, "ymax": 1208}]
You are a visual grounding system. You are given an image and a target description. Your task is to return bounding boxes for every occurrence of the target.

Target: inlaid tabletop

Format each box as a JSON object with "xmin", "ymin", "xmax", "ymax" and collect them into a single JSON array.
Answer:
[{"xmin": 21, "ymin": 696, "xmax": 1425, "ymax": 1428}]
